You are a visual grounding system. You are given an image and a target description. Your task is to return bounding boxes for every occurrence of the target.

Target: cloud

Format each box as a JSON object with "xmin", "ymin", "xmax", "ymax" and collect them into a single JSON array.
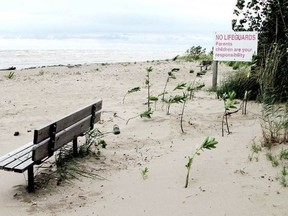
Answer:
[{"xmin": 0, "ymin": 0, "xmax": 236, "ymax": 51}]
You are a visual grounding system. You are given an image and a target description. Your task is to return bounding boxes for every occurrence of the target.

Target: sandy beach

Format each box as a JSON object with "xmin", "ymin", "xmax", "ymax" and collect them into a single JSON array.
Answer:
[{"xmin": 0, "ymin": 59, "xmax": 287, "ymax": 216}]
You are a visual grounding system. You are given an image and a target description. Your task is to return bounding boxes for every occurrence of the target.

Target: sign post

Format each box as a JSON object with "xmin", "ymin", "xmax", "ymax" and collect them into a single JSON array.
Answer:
[
  {"xmin": 212, "ymin": 61, "xmax": 218, "ymax": 89},
  {"xmin": 212, "ymin": 31, "xmax": 258, "ymax": 88}
]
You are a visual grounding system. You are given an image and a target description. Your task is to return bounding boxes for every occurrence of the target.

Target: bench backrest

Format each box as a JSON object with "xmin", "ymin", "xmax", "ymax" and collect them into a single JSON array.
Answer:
[{"xmin": 32, "ymin": 101, "xmax": 102, "ymax": 162}]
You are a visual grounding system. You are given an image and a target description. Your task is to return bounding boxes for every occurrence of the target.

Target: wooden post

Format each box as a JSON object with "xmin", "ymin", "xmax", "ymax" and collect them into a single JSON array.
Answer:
[
  {"xmin": 212, "ymin": 61, "xmax": 218, "ymax": 89},
  {"xmin": 27, "ymin": 166, "xmax": 35, "ymax": 193},
  {"xmin": 73, "ymin": 138, "xmax": 78, "ymax": 157}
]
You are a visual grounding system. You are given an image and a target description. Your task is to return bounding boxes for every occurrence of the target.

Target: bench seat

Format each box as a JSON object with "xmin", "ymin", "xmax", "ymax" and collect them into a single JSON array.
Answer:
[{"xmin": 0, "ymin": 142, "xmax": 34, "ymax": 173}]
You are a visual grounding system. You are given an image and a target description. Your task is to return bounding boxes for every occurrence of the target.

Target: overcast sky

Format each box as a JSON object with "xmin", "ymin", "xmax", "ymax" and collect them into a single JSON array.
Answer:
[{"xmin": 0, "ymin": 0, "xmax": 237, "ymax": 49}]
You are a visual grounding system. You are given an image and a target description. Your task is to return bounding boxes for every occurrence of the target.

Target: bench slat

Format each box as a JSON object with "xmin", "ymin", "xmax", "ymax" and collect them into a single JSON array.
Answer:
[
  {"xmin": 34, "ymin": 100, "xmax": 102, "ymax": 144},
  {"xmin": 0, "ymin": 142, "xmax": 33, "ymax": 163},
  {"xmin": 32, "ymin": 112, "xmax": 101, "ymax": 162},
  {"xmin": 13, "ymin": 158, "xmax": 34, "ymax": 173},
  {"xmin": 0, "ymin": 143, "xmax": 33, "ymax": 170},
  {"xmin": 3, "ymin": 152, "xmax": 33, "ymax": 172}
]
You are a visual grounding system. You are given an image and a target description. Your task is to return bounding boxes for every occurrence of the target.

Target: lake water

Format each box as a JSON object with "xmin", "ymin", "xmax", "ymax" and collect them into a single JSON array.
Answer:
[{"xmin": 0, "ymin": 47, "xmax": 185, "ymax": 70}]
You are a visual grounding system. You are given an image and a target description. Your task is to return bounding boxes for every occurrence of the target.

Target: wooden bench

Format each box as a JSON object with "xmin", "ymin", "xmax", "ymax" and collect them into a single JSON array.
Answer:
[
  {"xmin": 197, "ymin": 60, "xmax": 212, "ymax": 71},
  {"xmin": 0, "ymin": 100, "xmax": 103, "ymax": 192}
]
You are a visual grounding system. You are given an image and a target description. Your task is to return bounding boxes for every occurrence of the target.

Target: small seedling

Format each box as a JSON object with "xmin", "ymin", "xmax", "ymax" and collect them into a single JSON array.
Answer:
[
  {"xmin": 249, "ymin": 142, "xmax": 262, "ymax": 161},
  {"xmin": 5, "ymin": 71, "xmax": 15, "ymax": 79},
  {"xmin": 187, "ymin": 82, "xmax": 205, "ymax": 100},
  {"xmin": 145, "ymin": 66, "xmax": 153, "ymax": 109},
  {"xmin": 122, "ymin": 86, "xmax": 141, "ymax": 104},
  {"xmin": 164, "ymin": 82, "xmax": 187, "ymax": 115},
  {"xmin": 266, "ymin": 152, "xmax": 279, "ymax": 167},
  {"xmin": 126, "ymin": 108, "xmax": 153, "ymax": 125},
  {"xmin": 164, "ymin": 94, "xmax": 186, "ymax": 115},
  {"xmin": 160, "ymin": 70, "xmax": 177, "ymax": 101},
  {"xmin": 38, "ymin": 70, "xmax": 45, "ymax": 76},
  {"xmin": 280, "ymin": 148, "xmax": 288, "ymax": 160},
  {"xmin": 221, "ymin": 91, "xmax": 240, "ymax": 136},
  {"xmin": 141, "ymin": 167, "xmax": 149, "ymax": 179},
  {"xmin": 180, "ymin": 92, "xmax": 189, "ymax": 133},
  {"xmin": 277, "ymin": 166, "xmax": 288, "ymax": 187},
  {"xmin": 234, "ymin": 168, "xmax": 246, "ymax": 175},
  {"xmin": 185, "ymin": 137, "xmax": 218, "ymax": 188},
  {"xmin": 149, "ymin": 96, "xmax": 159, "ymax": 110}
]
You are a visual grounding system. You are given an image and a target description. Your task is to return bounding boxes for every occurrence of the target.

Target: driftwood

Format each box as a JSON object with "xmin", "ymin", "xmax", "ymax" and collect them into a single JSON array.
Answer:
[{"xmin": 0, "ymin": 66, "xmax": 16, "ymax": 71}]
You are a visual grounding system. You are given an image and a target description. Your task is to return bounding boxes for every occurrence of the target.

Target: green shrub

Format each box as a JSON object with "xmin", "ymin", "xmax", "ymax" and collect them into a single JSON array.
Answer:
[
  {"xmin": 217, "ymin": 69, "xmax": 259, "ymax": 100},
  {"xmin": 225, "ymin": 61, "xmax": 251, "ymax": 70}
]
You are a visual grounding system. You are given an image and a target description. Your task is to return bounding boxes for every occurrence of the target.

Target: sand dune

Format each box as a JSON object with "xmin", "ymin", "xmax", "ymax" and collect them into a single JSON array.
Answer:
[{"xmin": 0, "ymin": 60, "xmax": 287, "ymax": 216}]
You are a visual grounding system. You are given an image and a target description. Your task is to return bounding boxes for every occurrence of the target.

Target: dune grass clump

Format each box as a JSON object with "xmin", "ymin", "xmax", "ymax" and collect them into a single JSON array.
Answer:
[
  {"xmin": 260, "ymin": 104, "xmax": 288, "ymax": 148},
  {"xmin": 265, "ymin": 148, "xmax": 288, "ymax": 187},
  {"xmin": 217, "ymin": 69, "xmax": 259, "ymax": 100},
  {"xmin": 35, "ymin": 128, "xmax": 108, "ymax": 188},
  {"xmin": 55, "ymin": 129, "xmax": 108, "ymax": 185},
  {"xmin": 248, "ymin": 141, "xmax": 262, "ymax": 162}
]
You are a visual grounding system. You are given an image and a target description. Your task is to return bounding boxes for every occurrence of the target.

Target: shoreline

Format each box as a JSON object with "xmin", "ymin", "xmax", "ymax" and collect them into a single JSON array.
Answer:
[{"xmin": 0, "ymin": 48, "xmax": 185, "ymax": 70}]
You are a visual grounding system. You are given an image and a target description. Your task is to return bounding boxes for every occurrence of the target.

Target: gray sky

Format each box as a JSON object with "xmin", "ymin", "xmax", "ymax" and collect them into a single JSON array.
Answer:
[{"xmin": 0, "ymin": 0, "xmax": 237, "ymax": 49}]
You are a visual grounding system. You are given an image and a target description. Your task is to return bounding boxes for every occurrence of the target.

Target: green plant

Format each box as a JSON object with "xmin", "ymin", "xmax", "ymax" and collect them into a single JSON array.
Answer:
[
  {"xmin": 234, "ymin": 168, "xmax": 246, "ymax": 175},
  {"xmin": 38, "ymin": 70, "xmax": 45, "ymax": 76},
  {"xmin": 5, "ymin": 71, "xmax": 15, "ymax": 79},
  {"xmin": 141, "ymin": 167, "xmax": 149, "ymax": 179},
  {"xmin": 145, "ymin": 66, "xmax": 153, "ymax": 109},
  {"xmin": 233, "ymin": 1, "xmax": 288, "ymax": 103},
  {"xmin": 184, "ymin": 46, "xmax": 209, "ymax": 61},
  {"xmin": 179, "ymin": 93, "xmax": 189, "ymax": 133},
  {"xmin": 216, "ymin": 69, "xmax": 259, "ymax": 100},
  {"xmin": 149, "ymin": 96, "xmax": 159, "ymax": 110},
  {"xmin": 266, "ymin": 152, "xmax": 279, "ymax": 167},
  {"xmin": 53, "ymin": 129, "xmax": 107, "ymax": 185},
  {"xmin": 260, "ymin": 104, "xmax": 288, "ymax": 147},
  {"xmin": 277, "ymin": 166, "xmax": 288, "ymax": 187},
  {"xmin": 160, "ymin": 70, "xmax": 177, "ymax": 102},
  {"xmin": 187, "ymin": 82, "xmax": 205, "ymax": 100},
  {"xmin": 249, "ymin": 141, "xmax": 262, "ymax": 162},
  {"xmin": 185, "ymin": 137, "xmax": 218, "ymax": 188},
  {"xmin": 163, "ymin": 82, "xmax": 187, "ymax": 115},
  {"xmin": 122, "ymin": 86, "xmax": 141, "ymax": 104},
  {"xmin": 126, "ymin": 108, "xmax": 153, "ymax": 125},
  {"xmin": 279, "ymin": 148, "xmax": 288, "ymax": 160},
  {"xmin": 221, "ymin": 91, "xmax": 240, "ymax": 136}
]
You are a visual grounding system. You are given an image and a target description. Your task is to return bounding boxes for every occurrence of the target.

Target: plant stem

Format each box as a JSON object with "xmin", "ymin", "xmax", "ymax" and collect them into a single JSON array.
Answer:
[
  {"xmin": 180, "ymin": 100, "xmax": 186, "ymax": 133},
  {"xmin": 126, "ymin": 115, "xmax": 139, "ymax": 125},
  {"xmin": 185, "ymin": 163, "xmax": 192, "ymax": 188}
]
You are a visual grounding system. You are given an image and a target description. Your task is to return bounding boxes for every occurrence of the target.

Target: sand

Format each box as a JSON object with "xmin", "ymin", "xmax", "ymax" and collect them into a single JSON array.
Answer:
[{"xmin": 0, "ymin": 60, "xmax": 287, "ymax": 216}]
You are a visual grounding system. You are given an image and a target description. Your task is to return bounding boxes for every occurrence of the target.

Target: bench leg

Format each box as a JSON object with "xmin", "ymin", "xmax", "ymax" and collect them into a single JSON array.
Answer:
[
  {"xmin": 27, "ymin": 166, "xmax": 35, "ymax": 193},
  {"xmin": 73, "ymin": 138, "xmax": 78, "ymax": 157}
]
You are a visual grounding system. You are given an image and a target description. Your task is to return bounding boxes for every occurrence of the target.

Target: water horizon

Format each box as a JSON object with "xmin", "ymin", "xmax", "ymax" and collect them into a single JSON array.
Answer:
[
  {"xmin": 0, "ymin": 34, "xmax": 213, "ymax": 69},
  {"xmin": 0, "ymin": 47, "xmax": 186, "ymax": 70}
]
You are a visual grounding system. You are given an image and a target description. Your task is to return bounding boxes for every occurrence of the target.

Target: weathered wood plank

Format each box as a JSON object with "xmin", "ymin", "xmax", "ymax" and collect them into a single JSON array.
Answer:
[
  {"xmin": 0, "ymin": 143, "xmax": 33, "ymax": 169},
  {"xmin": 13, "ymin": 158, "xmax": 34, "ymax": 173},
  {"xmin": 4, "ymin": 152, "xmax": 33, "ymax": 172},
  {"xmin": 0, "ymin": 142, "xmax": 33, "ymax": 163},
  {"xmin": 34, "ymin": 100, "xmax": 102, "ymax": 144},
  {"xmin": 32, "ymin": 112, "xmax": 101, "ymax": 162}
]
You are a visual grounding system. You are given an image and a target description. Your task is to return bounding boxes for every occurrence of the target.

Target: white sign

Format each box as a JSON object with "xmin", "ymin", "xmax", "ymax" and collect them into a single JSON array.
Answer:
[{"xmin": 213, "ymin": 32, "xmax": 258, "ymax": 62}]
